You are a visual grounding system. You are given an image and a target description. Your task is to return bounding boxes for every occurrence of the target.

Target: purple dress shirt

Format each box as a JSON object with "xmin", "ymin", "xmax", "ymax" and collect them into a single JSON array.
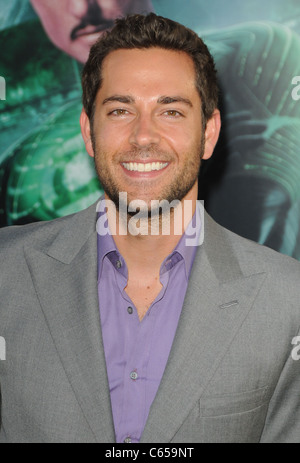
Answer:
[{"xmin": 97, "ymin": 201, "xmax": 201, "ymax": 443}]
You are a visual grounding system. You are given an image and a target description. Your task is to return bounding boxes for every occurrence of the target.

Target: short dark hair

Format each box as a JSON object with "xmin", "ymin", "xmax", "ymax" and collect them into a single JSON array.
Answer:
[{"xmin": 82, "ymin": 13, "xmax": 219, "ymax": 125}]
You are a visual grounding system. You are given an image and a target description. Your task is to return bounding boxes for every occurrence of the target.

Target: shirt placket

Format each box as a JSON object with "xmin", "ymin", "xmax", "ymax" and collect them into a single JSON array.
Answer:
[{"xmin": 119, "ymin": 298, "xmax": 156, "ymax": 443}]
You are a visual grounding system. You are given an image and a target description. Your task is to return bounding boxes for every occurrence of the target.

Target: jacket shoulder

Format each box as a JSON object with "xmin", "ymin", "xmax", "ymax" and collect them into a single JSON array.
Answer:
[
  {"xmin": 0, "ymin": 213, "xmax": 76, "ymax": 259},
  {"xmin": 205, "ymin": 212, "xmax": 300, "ymax": 279},
  {"xmin": 219, "ymin": 220, "xmax": 300, "ymax": 282}
]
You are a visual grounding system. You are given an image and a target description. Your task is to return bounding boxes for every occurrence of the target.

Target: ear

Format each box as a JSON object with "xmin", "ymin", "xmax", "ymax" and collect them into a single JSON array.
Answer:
[
  {"xmin": 202, "ymin": 109, "xmax": 221, "ymax": 160},
  {"xmin": 80, "ymin": 109, "xmax": 94, "ymax": 158}
]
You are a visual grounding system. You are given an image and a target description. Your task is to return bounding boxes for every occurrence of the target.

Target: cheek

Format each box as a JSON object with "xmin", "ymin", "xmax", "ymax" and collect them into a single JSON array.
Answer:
[
  {"xmin": 94, "ymin": 121, "xmax": 130, "ymax": 149},
  {"xmin": 41, "ymin": 16, "xmax": 70, "ymax": 48},
  {"xmin": 164, "ymin": 126, "xmax": 200, "ymax": 151}
]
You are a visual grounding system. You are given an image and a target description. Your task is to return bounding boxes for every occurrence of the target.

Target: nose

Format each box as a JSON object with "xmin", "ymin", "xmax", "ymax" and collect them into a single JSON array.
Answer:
[
  {"xmin": 129, "ymin": 114, "xmax": 161, "ymax": 148},
  {"xmin": 67, "ymin": 0, "xmax": 89, "ymax": 19}
]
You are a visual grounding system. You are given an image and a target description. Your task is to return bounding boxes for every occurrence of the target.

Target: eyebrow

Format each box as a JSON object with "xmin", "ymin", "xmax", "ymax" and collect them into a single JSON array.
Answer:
[
  {"xmin": 102, "ymin": 95, "xmax": 193, "ymax": 107},
  {"xmin": 102, "ymin": 95, "xmax": 134, "ymax": 105},
  {"xmin": 157, "ymin": 96, "xmax": 193, "ymax": 107}
]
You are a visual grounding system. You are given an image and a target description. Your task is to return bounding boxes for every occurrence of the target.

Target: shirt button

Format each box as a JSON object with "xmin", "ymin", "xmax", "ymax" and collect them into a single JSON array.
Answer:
[
  {"xmin": 130, "ymin": 371, "xmax": 138, "ymax": 380},
  {"xmin": 116, "ymin": 260, "xmax": 122, "ymax": 269},
  {"xmin": 124, "ymin": 437, "xmax": 132, "ymax": 443},
  {"xmin": 127, "ymin": 306, "xmax": 133, "ymax": 314}
]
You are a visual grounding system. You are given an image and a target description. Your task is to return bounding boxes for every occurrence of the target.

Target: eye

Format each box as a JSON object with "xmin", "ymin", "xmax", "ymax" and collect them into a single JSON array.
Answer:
[
  {"xmin": 108, "ymin": 109, "xmax": 129, "ymax": 116},
  {"xmin": 164, "ymin": 110, "xmax": 183, "ymax": 118}
]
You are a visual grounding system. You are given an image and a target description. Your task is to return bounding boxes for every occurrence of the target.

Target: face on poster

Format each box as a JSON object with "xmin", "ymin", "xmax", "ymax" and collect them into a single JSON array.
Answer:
[{"xmin": 30, "ymin": 0, "xmax": 154, "ymax": 62}]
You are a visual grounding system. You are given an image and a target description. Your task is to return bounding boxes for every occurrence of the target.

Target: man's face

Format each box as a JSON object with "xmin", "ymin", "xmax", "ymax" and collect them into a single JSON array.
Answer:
[
  {"xmin": 81, "ymin": 48, "xmax": 219, "ymax": 210},
  {"xmin": 30, "ymin": 0, "xmax": 152, "ymax": 63}
]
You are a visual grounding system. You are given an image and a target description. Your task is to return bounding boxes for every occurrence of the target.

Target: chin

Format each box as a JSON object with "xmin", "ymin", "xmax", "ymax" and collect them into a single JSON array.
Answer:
[{"xmin": 63, "ymin": 44, "xmax": 89, "ymax": 63}]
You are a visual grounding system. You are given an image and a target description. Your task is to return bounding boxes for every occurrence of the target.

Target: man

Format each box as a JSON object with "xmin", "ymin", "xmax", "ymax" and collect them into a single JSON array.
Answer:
[{"xmin": 0, "ymin": 14, "xmax": 300, "ymax": 443}]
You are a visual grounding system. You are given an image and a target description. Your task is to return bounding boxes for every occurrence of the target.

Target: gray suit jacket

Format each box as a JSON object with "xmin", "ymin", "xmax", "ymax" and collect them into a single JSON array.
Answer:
[{"xmin": 0, "ymin": 201, "xmax": 300, "ymax": 443}]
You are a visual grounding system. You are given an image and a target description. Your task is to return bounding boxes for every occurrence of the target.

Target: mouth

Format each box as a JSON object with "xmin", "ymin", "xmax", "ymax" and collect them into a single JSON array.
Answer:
[
  {"xmin": 122, "ymin": 161, "xmax": 169, "ymax": 173},
  {"xmin": 71, "ymin": 21, "xmax": 114, "ymax": 41}
]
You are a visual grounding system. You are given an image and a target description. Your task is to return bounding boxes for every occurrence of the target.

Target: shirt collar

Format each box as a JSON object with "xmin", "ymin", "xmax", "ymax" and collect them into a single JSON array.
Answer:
[
  {"xmin": 97, "ymin": 208, "xmax": 126, "ymax": 281},
  {"xmin": 161, "ymin": 202, "xmax": 201, "ymax": 279},
  {"xmin": 97, "ymin": 198, "xmax": 202, "ymax": 281}
]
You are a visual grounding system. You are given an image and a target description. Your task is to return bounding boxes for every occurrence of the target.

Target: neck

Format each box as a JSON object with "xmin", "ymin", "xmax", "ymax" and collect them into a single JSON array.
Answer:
[{"xmin": 105, "ymin": 185, "xmax": 198, "ymax": 276}]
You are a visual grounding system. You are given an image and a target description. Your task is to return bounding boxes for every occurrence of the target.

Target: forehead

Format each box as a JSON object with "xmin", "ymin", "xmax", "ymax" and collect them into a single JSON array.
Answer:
[{"xmin": 100, "ymin": 48, "xmax": 198, "ymax": 96}]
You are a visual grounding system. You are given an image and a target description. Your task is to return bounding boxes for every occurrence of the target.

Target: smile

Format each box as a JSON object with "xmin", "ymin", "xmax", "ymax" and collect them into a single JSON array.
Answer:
[{"xmin": 122, "ymin": 162, "xmax": 169, "ymax": 172}]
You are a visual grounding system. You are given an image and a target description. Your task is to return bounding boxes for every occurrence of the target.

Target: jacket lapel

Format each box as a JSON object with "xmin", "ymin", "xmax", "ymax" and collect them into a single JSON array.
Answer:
[
  {"xmin": 24, "ymin": 203, "xmax": 115, "ymax": 443},
  {"xmin": 141, "ymin": 212, "xmax": 267, "ymax": 443}
]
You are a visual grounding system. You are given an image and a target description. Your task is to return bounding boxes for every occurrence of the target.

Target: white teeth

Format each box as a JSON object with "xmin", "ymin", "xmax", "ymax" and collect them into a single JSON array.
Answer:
[{"xmin": 122, "ymin": 162, "xmax": 168, "ymax": 172}]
